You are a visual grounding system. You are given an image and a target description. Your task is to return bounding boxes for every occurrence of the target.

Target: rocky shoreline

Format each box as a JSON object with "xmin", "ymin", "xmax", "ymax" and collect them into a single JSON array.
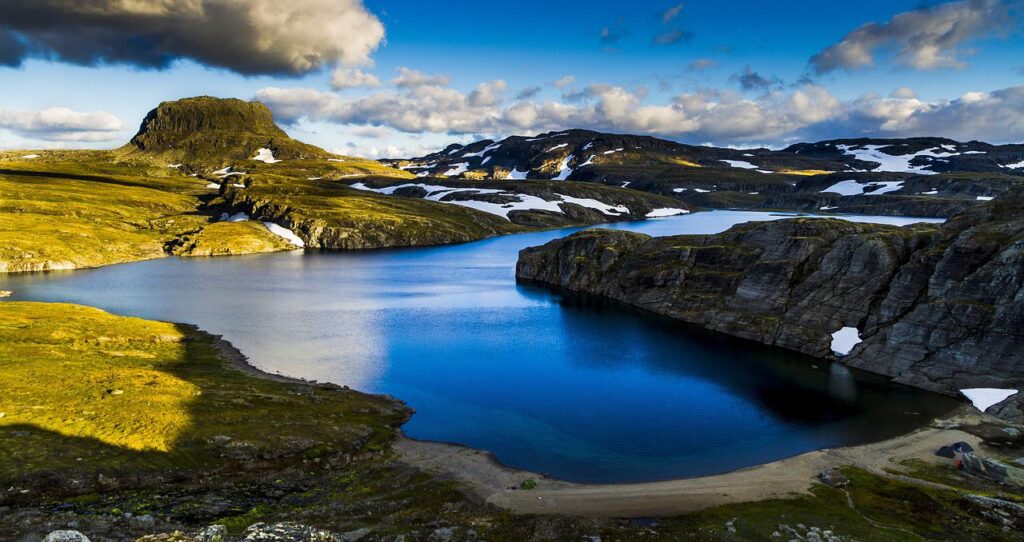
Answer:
[{"xmin": 516, "ymin": 193, "xmax": 1024, "ymax": 421}]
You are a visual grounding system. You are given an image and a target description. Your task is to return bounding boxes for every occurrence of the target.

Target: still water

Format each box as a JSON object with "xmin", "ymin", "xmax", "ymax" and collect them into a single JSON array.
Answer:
[{"xmin": 1, "ymin": 211, "xmax": 956, "ymax": 483}]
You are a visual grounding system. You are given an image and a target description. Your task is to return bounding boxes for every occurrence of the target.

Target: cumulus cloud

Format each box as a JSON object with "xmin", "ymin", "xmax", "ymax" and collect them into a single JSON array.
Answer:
[
  {"xmin": 0, "ymin": 0, "xmax": 384, "ymax": 75},
  {"xmin": 810, "ymin": 0, "xmax": 1017, "ymax": 73},
  {"xmin": 391, "ymin": 67, "xmax": 451, "ymax": 88},
  {"xmin": 0, "ymin": 107, "xmax": 125, "ymax": 142},
  {"xmin": 661, "ymin": 3, "xmax": 685, "ymax": 23},
  {"xmin": 330, "ymin": 68, "xmax": 381, "ymax": 90}
]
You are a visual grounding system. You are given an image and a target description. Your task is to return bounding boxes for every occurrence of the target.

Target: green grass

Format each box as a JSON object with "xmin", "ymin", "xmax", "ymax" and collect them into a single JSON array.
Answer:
[
  {"xmin": 171, "ymin": 221, "xmax": 298, "ymax": 257},
  {"xmin": 0, "ymin": 301, "xmax": 408, "ymax": 483}
]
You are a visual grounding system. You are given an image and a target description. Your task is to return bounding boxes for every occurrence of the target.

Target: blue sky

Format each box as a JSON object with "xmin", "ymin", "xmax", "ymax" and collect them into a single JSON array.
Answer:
[{"xmin": 0, "ymin": 0, "xmax": 1021, "ymax": 155}]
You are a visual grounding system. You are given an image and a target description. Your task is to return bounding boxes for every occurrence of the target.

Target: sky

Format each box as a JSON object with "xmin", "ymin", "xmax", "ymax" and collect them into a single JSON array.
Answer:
[{"xmin": 0, "ymin": 0, "xmax": 1022, "ymax": 157}]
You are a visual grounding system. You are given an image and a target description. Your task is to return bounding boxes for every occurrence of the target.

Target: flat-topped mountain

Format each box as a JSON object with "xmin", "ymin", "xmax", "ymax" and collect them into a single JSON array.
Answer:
[{"xmin": 118, "ymin": 96, "xmax": 333, "ymax": 165}]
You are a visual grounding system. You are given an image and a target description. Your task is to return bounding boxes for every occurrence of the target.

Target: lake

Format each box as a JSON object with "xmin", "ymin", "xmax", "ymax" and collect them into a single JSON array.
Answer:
[{"xmin": 0, "ymin": 210, "xmax": 957, "ymax": 483}]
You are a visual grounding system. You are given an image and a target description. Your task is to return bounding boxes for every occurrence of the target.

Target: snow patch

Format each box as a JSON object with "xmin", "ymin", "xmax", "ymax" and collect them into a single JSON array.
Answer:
[
  {"xmin": 603, "ymin": 148, "xmax": 624, "ymax": 155},
  {"xmin": 263, "ymin": 222, "xmax": 305, "ymax": 247},
  {"xmin": 552, "ymin": 155, "xmax": 574, "ymax": 180},
  {"xmin": 252, "ymin": 148, "xmax": 281, "ymax": 163},
  {"xmin": 205, "ymin": 182, "xmax": 220, "ymax": 189},
  {"xmin": 442, "ymin": 162, "xmax": 470, "ymax": 177},
  {"xmin": 505, "ymin": 168, "xmax": 529, "ymax": 180},
  {"xmin": 960, "ymin": 388, "xmax": 1018, "ymax": 412},
  {"xmin": 646, "ymin": 208, "xmax": 689, "ymax": 218},
  {"xmin": 837, "ymin": 144, "xmax": 950, "ymax": 175},
  {"xmin": 721, "ymin": 159, "xmax": 758, "ymax": 169},
  {"xmin": 821, "ymin": 180, "xmax": 903, "ymax": 196},
  {"xmin": 219, "ymin": 212, "xmax": 250, "ymax": 223},
  {"xmin": 167, "ymin": 163, "xmax": 183, "ymax": 169},
  {"xmin": 922, "ymin": 190, "xmax": 938, "ymax": 195},
  {"xmin": 977, "ymin": 196, "xmax": 994, "ymax": 201},
  {"xmin": 462, "ymin": 142, "xmax": 502, "ymax": 158},
  {"xmin": 830, "ymin": 327, "xmax": 862, "ymax": 356},
  {"xmin": 328, "ymin": 158, "xmax": 345, "ymax": 163},
  {"xmin": 557, "ymin": 194, "xmax": 628, "ymax": 215},
  {"xmin": 20, "ymin": 154, "xmax": 39, "ymax": 159},
  {"xmin": 545, "ymin": 143, "xmax": 568, "ymax": 153}
]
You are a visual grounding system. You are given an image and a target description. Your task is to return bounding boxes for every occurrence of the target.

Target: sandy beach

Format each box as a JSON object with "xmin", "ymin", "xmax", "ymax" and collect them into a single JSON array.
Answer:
[{"xmin": 396, "ymin": 409, "xmax": 992, "ymax": 518}]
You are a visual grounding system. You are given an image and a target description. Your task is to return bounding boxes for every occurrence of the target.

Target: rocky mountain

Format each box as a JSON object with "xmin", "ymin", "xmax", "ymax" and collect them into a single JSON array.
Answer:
[
  {"xmin": 517, "ymin": 192, "xmax": 1024, "ymax": 421},
  {"xmin": 117, "ymin": 96, "xmax": 334, "ymax": 166},
  {"xmin": 394, "ymin": 130, "xmax": 1024, "ymax": 218}
]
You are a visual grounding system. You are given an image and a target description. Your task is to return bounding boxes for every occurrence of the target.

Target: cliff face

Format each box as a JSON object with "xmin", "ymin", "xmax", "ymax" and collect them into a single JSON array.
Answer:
[{"xmin": 516, "ymin": 196, "xmax": 1024, "ymax": 419}]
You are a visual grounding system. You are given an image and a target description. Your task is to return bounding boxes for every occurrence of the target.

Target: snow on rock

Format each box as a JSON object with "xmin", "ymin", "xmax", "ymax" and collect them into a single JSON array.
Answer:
[
  {"xmin": 693, "ymin": 188, "xmax": 712, "ymax": 193},
  {"xmin": 557, "ymin": 194, "xmax": 628, "ymax": 215},
  {"xmin": 545, "ymin": 143, "xmax": 569, "ymax": 153},
  {"xmin": 579, "ymin": 155, "xmax": 597, "ymax": 167},
  {"xmin": 212, "ymin": 166, "xmax": 246, "ymax": 178},
  {"xmin": 263, "ymin": 222, "xmax": 305, "ymax": 247},
  {"xmin": 462, "ymin": 142, "xmax": 502, "ymax": 158},
  {"xmin": 837, "ymin": 144, "xmax": 950, "ymax": 175},
  {"xmin": 481, "ymin": 156, "xmax": 492, "ymax": 165},
  {"xmin": 328, "ymin": 158, "xmax": 345, "ymax": 163},
  {"xmin": 819, "ymin": 206, "xmax": 838, "ymax": 210},
  {"xmin": 646, "ymin": 208, "xmax": 689, "ymax": 218},
  {"xmin": 252, "ymin": 148, "xmax": 281, "ymax": 163},
  {"xmin": 441, "ymin": 162, "xmax": 470, "ymax": 177},
  {"xmin": 830, "ymin": 327, "xmax": 862, "ymax": 356},
  {"xmin": 20, "ymin": 154, "xmax": 39, "ymax": 159},
  {"xmin": 721, "ymin": 159, "xmax": 758, "ymax": 169},
  {"xmin": 350, "ymin": 182, "xmax": 639, "ymax": 221},
  {"xmin": 603, "ymin": 148, "xmax": 624, "ymax": 155},
  {"xmin": 1001, "ymin": 160, "xmax": 1024, "ymax": 169},
  {"xmin": 205, "ymin": 182, "xmax": 220, "ymax": 189},
  {"xmin": 922, "ymin": 190, "xmax": 938, "ymax": 195},
  {"xmin": 220, "ymin": 212, "xmax": 250, "ymax": 223},
  {"xmin": 167, "ymin": 163, "xmax": 183, "ymax": 169},
  {"xmin": 960, "ymin": 388, "xmax": 1018, "ymax": 412},
  {"xmin": 672, "ymin": 188, "xmax": 687, "ymax": 193},
  {"xmin": 552, "ymin": 155, "xmax": 574, "ymax": 180},
  {"xmin": 977, "ymin": 196, "xmax": 994, "ymax": 201},
  {"xmin": 821, "ymin": 180, "xmax": 903, "ymax": 196}
]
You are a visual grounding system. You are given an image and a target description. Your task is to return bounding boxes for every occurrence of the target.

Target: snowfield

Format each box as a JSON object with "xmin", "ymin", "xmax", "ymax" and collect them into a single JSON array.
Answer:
[
  {"xmin": 837, "ymin": 144, "xmax": 960, "ymax": 175},
  {"xmin": 552, "ymin": 155, "xmax": 574, "ymax": 180},
  {"xmin": 645, "ymin": 208, "xmax": 689, "ymax": 218},
  {"xmin": 720, "ymin": 159, "xmax": 758, "ymax": 169}
]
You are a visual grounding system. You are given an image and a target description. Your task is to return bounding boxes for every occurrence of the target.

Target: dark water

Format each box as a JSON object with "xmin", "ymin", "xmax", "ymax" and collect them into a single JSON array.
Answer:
[{"xmin": 0, "ymin": 211, "xmax": 956, "ymax": 483}]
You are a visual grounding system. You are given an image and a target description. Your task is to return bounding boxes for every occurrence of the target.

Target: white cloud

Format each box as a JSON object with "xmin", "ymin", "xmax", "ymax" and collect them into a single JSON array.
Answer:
[
  {"xmin": 661, "ymin": 3, "xmax": 684, "ymax": 24},
  {"xmin": 257, "ymin": 73, "xmax": 1024, "ymax": 147},
  {"xmin": 810, "ymin": 0, "xmax": 1016, "ymax": 73},
  {"xmin": 391, "ymin": 67, "xmax": 451, "ymax": 88},
  {"xmin": 0, "ymin": 107, "xmax": 125, "ymax": 142},
  {"xmin": 330, "ymin": 68, "xmax": 381, "ymax": 90},
  {"xmin": 553, "ymin": 75, "xmax": 576, "ymax": 88}
]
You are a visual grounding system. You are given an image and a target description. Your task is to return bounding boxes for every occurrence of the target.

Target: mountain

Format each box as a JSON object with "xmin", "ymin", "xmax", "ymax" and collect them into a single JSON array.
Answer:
[
  {"xmin": 117, "ymin": 96, "xmax": 334, "ymax": 166},
  {"xmin": 394, "ymin": 130, "xmax": 1024, "ymax": 218},
  {"xmin": 517, "ymin": 187, "xmax": 1024, "ymax": 421}
]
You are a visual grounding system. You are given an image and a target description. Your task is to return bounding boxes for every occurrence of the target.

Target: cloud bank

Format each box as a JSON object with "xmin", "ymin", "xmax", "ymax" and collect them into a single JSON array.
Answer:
[
  {"xmin": 0, "ymin": 107, "xmax": 124, "ymax": 142},
  {"xmin": 0, "ymin": 0, "xmax": 384, "ymax": 75}
]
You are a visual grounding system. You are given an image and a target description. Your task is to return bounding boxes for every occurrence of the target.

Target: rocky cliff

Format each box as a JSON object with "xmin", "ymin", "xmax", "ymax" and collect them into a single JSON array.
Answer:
[{"xmin": 516, "ymin": 194, "xmax": 1024, "ymax": 419}]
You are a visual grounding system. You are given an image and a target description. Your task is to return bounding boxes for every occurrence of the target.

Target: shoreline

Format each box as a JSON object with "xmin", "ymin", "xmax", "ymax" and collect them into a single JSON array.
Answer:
[
  {"xmin": 203, "ymin": 323, "xmax": 1002, "ymax": 519},
  {"xmin": 394, "ymin": 410, "xmax": 990, "ymax": 518}
]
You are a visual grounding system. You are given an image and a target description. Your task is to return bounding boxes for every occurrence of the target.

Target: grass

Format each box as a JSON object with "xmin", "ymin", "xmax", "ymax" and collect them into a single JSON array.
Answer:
[
  {"xmin": 171, "ymin": 221, "xmax": 297, "ymax": 257},
  {"xmin": 0, "ymin": 301, "xmax": 408, "ymax": 484}
]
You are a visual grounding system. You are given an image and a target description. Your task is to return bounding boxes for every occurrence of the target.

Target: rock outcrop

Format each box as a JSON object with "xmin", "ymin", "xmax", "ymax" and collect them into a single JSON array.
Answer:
[{"xmin": 516, "ymin": 194, "xmax": 1024, "ymax": 419}]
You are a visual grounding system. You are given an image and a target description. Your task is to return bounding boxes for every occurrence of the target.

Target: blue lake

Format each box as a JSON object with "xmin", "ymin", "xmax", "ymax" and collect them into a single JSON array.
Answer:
[{"xmin": 0, "ymin": 211, "xmax": 957, "ymax": 483}]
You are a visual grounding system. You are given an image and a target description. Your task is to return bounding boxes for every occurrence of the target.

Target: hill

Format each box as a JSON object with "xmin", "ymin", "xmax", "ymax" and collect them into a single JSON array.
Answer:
[{"xmin": 116, "ymin": 96, "xmax": 335, "ymax": 166}]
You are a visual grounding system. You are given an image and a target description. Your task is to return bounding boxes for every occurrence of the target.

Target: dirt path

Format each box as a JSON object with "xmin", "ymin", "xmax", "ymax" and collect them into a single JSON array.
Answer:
[{"xmin": 396, "ymin": 410, "xmax": 988, "ymax": 518}]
